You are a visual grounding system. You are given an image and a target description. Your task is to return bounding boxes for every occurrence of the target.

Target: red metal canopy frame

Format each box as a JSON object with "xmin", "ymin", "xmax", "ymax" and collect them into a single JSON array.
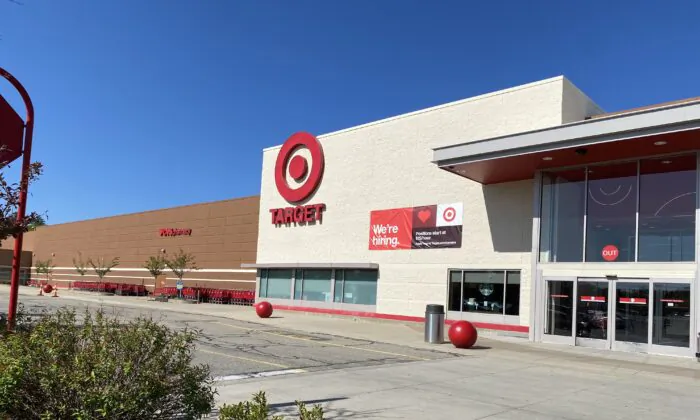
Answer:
[
  {"xmin": 0, "ymin": 67, "xmax": 35, "ymax": 330},
  {"xmin": 433, "ymin": 99, "xmax": 700, "ymax": 184}
]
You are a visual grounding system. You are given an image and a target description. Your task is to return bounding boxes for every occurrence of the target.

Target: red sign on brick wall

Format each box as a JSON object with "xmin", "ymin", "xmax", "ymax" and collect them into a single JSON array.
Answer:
[{"xmin": 159, "ymin": 228, "xmax": 192, "ymax": 237}]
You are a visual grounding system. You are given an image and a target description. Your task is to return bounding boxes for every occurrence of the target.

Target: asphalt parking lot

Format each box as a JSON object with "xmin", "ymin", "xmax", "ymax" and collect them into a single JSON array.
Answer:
[{"xmin": 0, "ymin": 294, "xmax": 461, "ymax": 379}]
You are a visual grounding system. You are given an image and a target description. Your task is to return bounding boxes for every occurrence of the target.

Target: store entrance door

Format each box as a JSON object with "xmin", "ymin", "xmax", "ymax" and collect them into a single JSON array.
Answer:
[
  {"xmin": 575, "ymin": 278, "xmax": 653, "ymax": 351},
  {"xmin": 612, "ymin": 281, "xmax": 650, "ymax": 352},
  {"xmin": 542, "ymin": 276, "xmax": 692, "ymax": 356},
  {"xmin": 575, "ymin": 279, "xmax": 612, "ymax": 349}
]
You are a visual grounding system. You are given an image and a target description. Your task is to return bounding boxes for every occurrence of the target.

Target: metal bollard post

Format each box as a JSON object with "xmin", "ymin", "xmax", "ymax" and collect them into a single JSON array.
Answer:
[{"xmin": 424, "ymin": 304, "xmax": 445, "ymax": 344}]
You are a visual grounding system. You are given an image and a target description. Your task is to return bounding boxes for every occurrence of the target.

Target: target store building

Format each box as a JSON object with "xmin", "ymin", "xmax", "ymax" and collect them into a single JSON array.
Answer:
[{"xmin": 247, "ymin": 76, "xmax": 700, "ymax": 357}]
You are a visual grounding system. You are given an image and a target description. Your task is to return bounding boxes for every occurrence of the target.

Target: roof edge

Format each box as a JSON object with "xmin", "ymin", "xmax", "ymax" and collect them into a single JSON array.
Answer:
[
  {"xmin": 40, "ymin": 195, "xmax": 261, "ymax": 228},
  {"xmin": 262, "ymin": 76, "xmax": 566, "ymax": 152},
  {"xmin": 433, "ymin": 96, "xmax": 700, "ymax": 155}
]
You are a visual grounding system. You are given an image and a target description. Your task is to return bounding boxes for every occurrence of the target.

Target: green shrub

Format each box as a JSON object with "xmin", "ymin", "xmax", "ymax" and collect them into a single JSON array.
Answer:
[
  {"xmin": 0, "ymin": 308, "xmax": 215, "ymax": 419},
  {"xmin": 218, "ymin": 391, "xmax": 324, "ymax": 420}
]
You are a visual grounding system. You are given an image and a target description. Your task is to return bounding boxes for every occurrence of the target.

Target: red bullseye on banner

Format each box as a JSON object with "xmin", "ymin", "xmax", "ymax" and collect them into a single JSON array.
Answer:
[
  {"xmin": 443, "ymin": 207, "xmax": 456, "ymax": 223},
  {"xmin": 274, "ymin": 132, "xmax": 325, "ymax": 204},
  {"xmin": 602, "ymin": 245, "xmax": 619, "ymax": 262}
]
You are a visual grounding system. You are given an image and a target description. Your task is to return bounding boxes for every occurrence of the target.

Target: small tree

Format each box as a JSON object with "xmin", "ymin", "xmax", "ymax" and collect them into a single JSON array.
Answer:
[
  {"xmin": 72, "ymin": 252, "xmax": 88, "ymax": 276},
  {"xmin": 144, "ymin": 254, "xmax": 166, "ymax": 287},
  {"xmin": 0, "ymin": 144, "xmax": 44, "ymax": 243},
  {"xmin": 34, "ymin": 259, "xmax": 54, "ymax": 286},
  {"xmin": 27, "ymin": 214, "xmax": 47, "ymax": 231},
  {"xmin": 219, "ymin": 392, "xmax": 324, "ymax": 420},
  {"xmin": 165, "ymin": 249, "xmax": 198, "ymax": 294},
  {"xmin": 87, "ymin": 256, "xmax": 120, "ymax": 290}
]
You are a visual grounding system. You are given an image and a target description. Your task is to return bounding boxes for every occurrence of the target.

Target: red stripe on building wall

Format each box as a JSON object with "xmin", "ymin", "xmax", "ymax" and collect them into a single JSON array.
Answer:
[{"xmin": 270, "ymin": 304, "xmax": 529, "ymax": 333}]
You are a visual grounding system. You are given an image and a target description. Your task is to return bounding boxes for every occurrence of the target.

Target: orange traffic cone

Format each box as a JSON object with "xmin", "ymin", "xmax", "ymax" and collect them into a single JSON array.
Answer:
[
  {"xmin": 52, "ymin": 285, "xmax": 59, "ymax": 297},
  {"xmin": 38, "ymin": 284, "xmax": 44, "ymax": 296}
]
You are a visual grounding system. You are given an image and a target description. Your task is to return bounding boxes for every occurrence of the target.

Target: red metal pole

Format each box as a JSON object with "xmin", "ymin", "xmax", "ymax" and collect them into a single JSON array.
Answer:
[{"xmin": 1, "ymin": 67, "xmax": 35, "ymax": 331}]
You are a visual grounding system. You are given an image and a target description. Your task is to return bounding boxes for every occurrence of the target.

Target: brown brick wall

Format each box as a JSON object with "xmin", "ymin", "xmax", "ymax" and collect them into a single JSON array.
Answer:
[
  {"xmin": 29, "ymin": 196, "xmax": 260, "ymax": 290},
  {"xmin": 0, "ymin": 231, "xmax": 36, "ymax": 269}
]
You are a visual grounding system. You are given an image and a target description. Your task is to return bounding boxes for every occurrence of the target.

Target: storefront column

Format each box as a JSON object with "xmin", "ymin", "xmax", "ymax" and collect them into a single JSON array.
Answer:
[
  {"xmin": 529, "ymin": 171, "xmax": 543, "ymax": 341},
  {"xmin": 695, "ymin": 152, "xmax": 700, "ymax": 356}
]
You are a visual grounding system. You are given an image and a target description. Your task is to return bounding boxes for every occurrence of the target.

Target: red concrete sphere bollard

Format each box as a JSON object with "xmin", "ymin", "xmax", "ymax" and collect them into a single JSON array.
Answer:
[
  {"xmin": 448, "ymin": 320, "xmax": 478, "ymax": 349},
  {"xmin": 43, "ymin": 284, "xmax": 54, "ymax": 294},
  {"xmin": 255, "ymin": 301, "xmax": 273, "ymax": 318}
]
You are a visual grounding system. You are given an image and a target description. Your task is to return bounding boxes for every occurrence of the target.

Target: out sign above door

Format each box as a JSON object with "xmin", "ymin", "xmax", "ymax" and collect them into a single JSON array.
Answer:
[{"xmin": 601, "ymin": 245, "xmax": 619, "ymax": 261}]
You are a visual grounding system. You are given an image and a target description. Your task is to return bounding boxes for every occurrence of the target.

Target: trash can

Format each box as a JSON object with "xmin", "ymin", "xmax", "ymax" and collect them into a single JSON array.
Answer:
[{"xmin": 424, "ymin": 304, "xmax": 445, "ymax": 344}]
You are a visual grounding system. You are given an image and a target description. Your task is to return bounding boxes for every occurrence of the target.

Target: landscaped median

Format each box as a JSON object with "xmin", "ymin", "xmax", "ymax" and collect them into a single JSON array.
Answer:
[{"xmin": 0, "ymin": 305, "xmax": 325, "ymax": 419}]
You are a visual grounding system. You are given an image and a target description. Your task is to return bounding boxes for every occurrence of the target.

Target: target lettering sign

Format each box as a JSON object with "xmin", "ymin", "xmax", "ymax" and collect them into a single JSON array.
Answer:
[
  {"xmin": 369, "ymin": 202, "xmax": 463, "ymax": 250},
  {"xmin": 269, "ymin": 132, "xmax": 327, "ymax": 226}
]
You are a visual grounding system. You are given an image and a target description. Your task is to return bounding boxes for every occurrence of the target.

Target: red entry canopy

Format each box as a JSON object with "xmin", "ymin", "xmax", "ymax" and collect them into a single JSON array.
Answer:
[
  {"xmin": 0, "ymin": 94, "xmax": 24, "ymax": 165},
  {"xmin": 444, "ymin": 129, "xmax": 700, "ymax": 184}
]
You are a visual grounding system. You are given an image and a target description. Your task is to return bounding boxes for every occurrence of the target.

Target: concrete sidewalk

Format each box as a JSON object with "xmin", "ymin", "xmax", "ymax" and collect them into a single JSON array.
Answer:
[
  {"xmin": 8, "ymin": 285, "xmax": 700, "ymax": 372},
  {"xmin": 214, "ymin": 347, "xmax": 700, "ymax": 420},
  {"xmin": 6, "ymin": 285, "xmax": 700, "ymax": 419}
]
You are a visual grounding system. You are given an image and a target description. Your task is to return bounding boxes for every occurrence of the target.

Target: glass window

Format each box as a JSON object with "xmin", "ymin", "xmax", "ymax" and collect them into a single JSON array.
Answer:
[
  {"xmin": 294, "ymin": 269, "xmax": 303, "ymax": 300},
  {"xmin": 299, "ymin": 269, "xmax": 332, "ymax": 302},
  {"xmin": 20, "ymin": 268, "xmax": 30, "ymax": 285},
  {"xmin": 451, "ymin": 270, "xmax": 521, "ymax": 316},
  {"xmin": 585, "ymin": 162, "xmax": 638, "ymax": 262},
  {"xmin": 448, "ymin": 271, "xmax": 462, "ymax": 311},
  {"xmin": 576, "ymin": 281, "xmax": 609, "ymax": 339},
  {"xmin": 0, "ymin": 267, "xmax": 10, "ymax": 284},
  {"xmin": 540, "ymin": 169, "xmax": 586, "ymax": 262},
  {"xmin": 505, "ymin": 271, "xmax": 520, "ymax": 315},
  {"xmin": 463, "ymin": 271, "xmax": 505, "ymax": 314},
  {"xmin": 638, "ymin": 155, "xmax": 696, "ymax": 262},
  {"xmin": 544, "ymin": 280, "xmax": 573, "ymax": 336},
  {"xmin": 652, "ymin": 283, "xmax": 690, "ymax": 347},
  {"xmin": 340, "ymin": 269, "xmax": 377, "ymax": 305},
  {"xmin": 258, "ymin": 269, "xmax": 268, "ymax": 298},
  {"xmin": 333, "ymin": 270, "xmax": 344, "ymax": 303},
  {"xmin": 615, "ymin": 282, "xmax": 649, "ymax": 344},
  {"xmin": 266, "ymin": 269, "xmax": 292, "ymax": 299}
]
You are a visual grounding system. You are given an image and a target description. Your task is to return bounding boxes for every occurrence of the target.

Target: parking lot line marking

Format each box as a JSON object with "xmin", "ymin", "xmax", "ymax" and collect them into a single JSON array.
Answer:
[
  {"xmin": 215, "ymin": 322, "xmax": 430, "ymax": 361},
  {"xmin": 199, "ymin": 348, "xmax": 290, "ymax": 369},
  {"xmin": 213, "ymin": 368, "xmax": 306, "ymax": 382}
]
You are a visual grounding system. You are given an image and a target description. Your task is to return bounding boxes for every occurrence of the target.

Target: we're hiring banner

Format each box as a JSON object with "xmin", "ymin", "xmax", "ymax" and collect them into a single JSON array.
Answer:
[{"xmin": 369, "ymin": 203, "xmax": 463, "ymax": 250}]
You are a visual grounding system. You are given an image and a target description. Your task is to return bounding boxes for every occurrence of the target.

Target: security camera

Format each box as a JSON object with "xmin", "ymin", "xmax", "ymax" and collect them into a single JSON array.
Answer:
[{"xmin": 575, "ymin": 148, "xmax": 588, "ymax": 156}]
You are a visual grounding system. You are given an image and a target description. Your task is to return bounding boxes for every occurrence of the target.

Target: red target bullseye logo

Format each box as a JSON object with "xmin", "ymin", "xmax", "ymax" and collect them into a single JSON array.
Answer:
[
  {"xmin": 443, "ymin": 207, "xmax": 456, "ymax": 222},
  {"xmin": 274, "ymin": 132, "xmax": 325, "ymax": 204}
]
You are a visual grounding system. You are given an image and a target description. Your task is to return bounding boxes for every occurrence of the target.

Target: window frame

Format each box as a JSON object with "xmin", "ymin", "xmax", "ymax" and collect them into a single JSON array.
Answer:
[
  {"xmin": 260, "ymin": 268, "xmax": 294, "ymax": 299},
  {"xmin": 538, "ymin": 152, "xmax": 698, "ymax": 263},
  {"xmin": 260, "ymin": 268, "xmax": 379, "ymax": 307},
  {"xmin": 448, "ymin": 269, "xmax": 521, "ymax": 316},
  {"xmin": 332, "ymin": 268, "xmax": 378, "ymax": 305},
  {"xmin": 293, "ymin": 268, "xmax": 333, "ymax": 302}
]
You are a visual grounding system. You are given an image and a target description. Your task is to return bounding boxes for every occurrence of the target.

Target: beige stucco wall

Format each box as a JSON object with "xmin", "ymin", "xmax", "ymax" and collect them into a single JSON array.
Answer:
[{"xmin": 255, "ymin": 76, "xmax": 601, "ymax": 325}]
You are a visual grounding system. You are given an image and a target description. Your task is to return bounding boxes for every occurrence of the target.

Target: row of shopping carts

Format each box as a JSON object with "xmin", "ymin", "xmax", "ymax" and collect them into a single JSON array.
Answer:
[
  {"xmin": 152, "ymin": 287, "xmax": 255, "ymax": 306},
  {"xmin": 70, "ymin": 281, "xmax": 149, "ymax": 295},
  {"xmin": 28, "ymin": 280, "xmax": 255, "ymax": 306}
]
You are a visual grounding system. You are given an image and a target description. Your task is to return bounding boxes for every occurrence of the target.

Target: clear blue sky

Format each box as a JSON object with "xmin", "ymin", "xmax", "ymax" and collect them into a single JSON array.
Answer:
[{"xmin": 2, "ymin": 0, "xmax": 700, "ymax": 224}]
